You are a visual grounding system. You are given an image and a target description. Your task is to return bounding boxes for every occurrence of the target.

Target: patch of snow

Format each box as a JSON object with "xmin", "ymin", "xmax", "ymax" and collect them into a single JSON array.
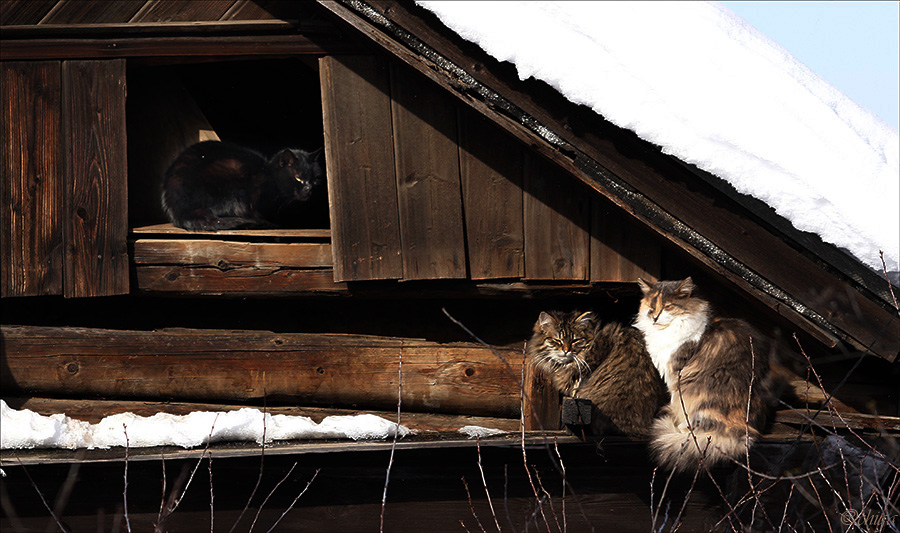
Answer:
[
  {"xmin": 0, "ymin": 400, "xmax": 409, "ymax": 450},
  {"xmin": 418, "ymin": 1, "xmax": 899, "ymax": 279},
  {"xmin": 458, "ymin": 425, "xmax": 507, "ymax": 438}
]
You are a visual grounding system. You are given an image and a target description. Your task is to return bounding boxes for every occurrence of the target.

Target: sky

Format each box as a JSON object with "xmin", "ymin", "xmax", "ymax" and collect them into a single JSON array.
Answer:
[{"xmin": 722, "ymin": 1, "xmax": 900, "ymax": 131}]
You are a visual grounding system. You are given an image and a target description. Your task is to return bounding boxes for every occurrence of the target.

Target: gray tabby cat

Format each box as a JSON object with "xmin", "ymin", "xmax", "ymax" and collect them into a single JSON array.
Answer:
[{"xmin": 527, "ymin": 310, "xmax": 667, "ymax": 437}]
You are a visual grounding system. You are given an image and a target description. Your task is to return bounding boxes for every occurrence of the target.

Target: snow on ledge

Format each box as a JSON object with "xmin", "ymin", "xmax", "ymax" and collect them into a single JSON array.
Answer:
[
  {"xmin": 0, "ymin": 400, "xmax": 410, "ymax": 450},
  {"xmin": 458, "ymin": 425, "xmax": 507, "ymax": 439}
]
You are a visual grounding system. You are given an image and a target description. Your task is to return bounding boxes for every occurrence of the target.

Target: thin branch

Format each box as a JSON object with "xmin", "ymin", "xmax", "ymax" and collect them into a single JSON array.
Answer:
[
  {"xmin": 123, "ymin": 424, "xmax": 131, "ymax": 533},
  {"xmin": 249, "ymin": 462, "xmax": 298, "ymax": 533},
  {"xmin": 13, "ymin": 454, "xmax": 68, "ymax": 532},
  {"xmin": 381, "ymin": 345, "xmax": 403, "ymax": 533},
  {"xmin": 462, "ymin": 476, "xmax": 488, "ymax": 533},
  {"xmin": 475, "ymin": 437, "xmax": 503, "ymax": 532},
  {"xmin": 265, "ymin": 469, "xmax": 320, "ymax": 533}
]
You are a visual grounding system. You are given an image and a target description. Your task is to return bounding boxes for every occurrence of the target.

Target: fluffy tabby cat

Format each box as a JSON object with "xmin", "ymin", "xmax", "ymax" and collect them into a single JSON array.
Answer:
[
  {"xmin": 162, "ymin": 141, "xmax": 324, "ymax": 231},
  {"xmin": 634, "ymin": 277, "xmax": 776, "ymax": 472},
  {"xmin": 527, "ymin": 310, "xmax": 667, "ymax": 437}
]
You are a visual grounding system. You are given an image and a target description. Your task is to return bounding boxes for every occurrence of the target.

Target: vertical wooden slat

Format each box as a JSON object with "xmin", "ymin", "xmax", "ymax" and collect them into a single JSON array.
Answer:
[
  {"xmin": 458, "ymin": 109, "xmax": 525, "ymax": 280},
  {"xmin": 389, "ymin": 62, "xmax": 466, "ymax": 280},
  {"xmin": 1, "ymin": 61, "xmax": 64, "ymax": 297},
  {"xmin": 320, "ymin": 55, "xmax": 402, "ymax": 281},
  {"xmin": 523, "ymin": 155, "xmax": 590, "ymax": 280},
  {"xmin": 591, "ymin": 198, "xmax": 662, "ymax": 283},
  {"xmin": 62, "ymin": 59, "xmax": 129, "ymax": 298}
]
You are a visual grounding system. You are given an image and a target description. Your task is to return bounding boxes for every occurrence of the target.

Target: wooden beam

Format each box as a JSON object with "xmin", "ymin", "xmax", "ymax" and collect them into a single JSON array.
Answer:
[
  {"xmin": 1, "ymin": 325, "xmax": 526, "ymax": 418},
  {"xmin": 1, "ymin": 61, "xmax": 64, "ymax": 297},
  {"xmin": 133, "ymin": 239, "xmax": 333, "ymax": 269}
]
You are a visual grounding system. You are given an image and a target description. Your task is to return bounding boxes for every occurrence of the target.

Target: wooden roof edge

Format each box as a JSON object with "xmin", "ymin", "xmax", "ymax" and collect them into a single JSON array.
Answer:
[
  {"xmin": 316, "ymin": 0, "xmax": 899, "ymax": 361},
  {"xmin": 672, "ymin": 156, "xmax": 900, "ymax": 313},
  {"xmin": 0, "ymin": 19, "xmax": 335, "ymax": 37}
]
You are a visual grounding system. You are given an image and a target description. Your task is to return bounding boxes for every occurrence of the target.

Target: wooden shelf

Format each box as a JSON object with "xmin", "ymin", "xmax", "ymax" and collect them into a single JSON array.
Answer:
[{"xmin": 132, "ymin": 223, "xmax": 331, "ymax": 240}]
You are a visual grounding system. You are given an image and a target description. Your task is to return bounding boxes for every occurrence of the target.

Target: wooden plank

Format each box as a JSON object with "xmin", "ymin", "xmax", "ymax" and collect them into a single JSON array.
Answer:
[
  {"xmin": 135, "ymin": 265, "xmax": 345, "ymax": 294},
  {"xmin": 130, "ymin": 0, "xmax": 238, "ymax": 23},
  {"xmin": 389, "ymin": 61, "xmax": 466, "ymax": 280},
  {"xmin": 319, "ymin": 55, "xmax": 402, "ymax": 281},
  {"xmin": 591, "ymin": 197, "xmax": 662, "ymax": 282},
  {"xmin": 0, "ymin": 34, "xmax": 357, "ymax": 61},
  {"xmin": 1, "ymin": 325, "xmax": 526, "ymax": 418},
  {"xmin": 0, "ymin": 0, "xmax": 58, "ymax": 26},
  {"xmin": 132, "ymin": 223, "xmax": 331, "ymax": 239},
  {"xmin": 8, "ymin": 397, "xmax": 523, "ymax": 433},
  {"xmin": 221, "ymin": 0, "xmax": 313, "ymax": 22},
  {"xmin": 61, "ymin": 59, "xmax": 129, "ymax": 297},
  {"xmin": 523, "ymin": 154, "xmax": 590, "ymax": 280},
  {"xmin": 40, "ymin": 0, "xmax": 145, "ymax": 24},
  {"xmin": 317, "ymin": 1, "xmax": 895, "ymax": 358},
  {"xmin": 133, "ymin": 239, "xmax": 333, "ymax": 268},
  {"xmin": 0, "ymin": 61, "xmax": 64, "ymax": 297},
  {"xmin": 458, "ymin": 108, "xmax": 525, "ymax": 280},
  {"xmin": 523, "ymin": 356, "xmax": 561, "ymax": 431}
]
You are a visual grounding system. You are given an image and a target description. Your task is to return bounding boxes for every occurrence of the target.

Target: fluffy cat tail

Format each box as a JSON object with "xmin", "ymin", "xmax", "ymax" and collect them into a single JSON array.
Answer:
[{"xmin": 649, "ymin": 408, "xmax": 754, "ymax": 472}]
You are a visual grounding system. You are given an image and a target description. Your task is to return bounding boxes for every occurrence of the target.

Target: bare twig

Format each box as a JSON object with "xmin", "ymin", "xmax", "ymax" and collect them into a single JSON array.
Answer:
[
  {"xmin": 13, "ymin": 454, "xmax": 68, "ymax": 532},
  {"xmin": 208, "ymin": 452, "xmax": 214, "ymax": 533},
  {"xmin": 553, "ymin": 438, "xmax": 566, "ymax": 533},
  {"xmin": 159, "ymin": 414, "xmax": 219, "ymax": 531},
  {"xmin": 462, "ymin": 476, "xmax": 488, "ymax": 533},
  {"xmin": 123, "ymin": 424, "xmax": 131, "ymax": 533},
  {"xmin": 230, "ymin": 400, "xmax": 267, "ymax": 533},
  {"xmin": 249, "ymin": 462, "xmax": 298, "ymax": 533},
  {"xmin": 264, "ymin": 469, "xmax": 320, "ymax": 533},
  {"xmin": 475, "ymin": 437, "xmax": 503, "ymax": 532},
  {"xmin": 381, "ymin": 345, "xmax": 403, "ymax": 533}
]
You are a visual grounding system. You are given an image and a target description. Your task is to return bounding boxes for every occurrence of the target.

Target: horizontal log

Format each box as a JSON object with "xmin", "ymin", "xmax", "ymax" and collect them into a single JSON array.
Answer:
[
  {"xmin": 135, "ymin": 266, "xmax": 347, "ymax": 294},
  {"xmin": 6, "ymin": 397, "xmax": 523, "ymax": 434},
  {"xmin": 133, "ymin": 239, "xmax": 333, "ymax": 268},
  {"xmin": 1, "ymin": 325, "xmax": 525, "ymax": 418}
]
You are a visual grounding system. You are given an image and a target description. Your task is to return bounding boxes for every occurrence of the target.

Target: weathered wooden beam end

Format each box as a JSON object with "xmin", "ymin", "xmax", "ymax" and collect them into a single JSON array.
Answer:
[{"xmin": 561, "ymin": 396, "xmax": 592, "ymax": 426}]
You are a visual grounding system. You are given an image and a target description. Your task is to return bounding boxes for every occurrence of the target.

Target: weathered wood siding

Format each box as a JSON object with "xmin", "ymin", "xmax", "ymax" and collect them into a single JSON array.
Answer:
[
  {"xmin": 1, "ymin": 58, "xmax": 129, "ymax": 298},
  {"xmin": 322, "ymin": 55, "xmax": 662, "ymax": 284}
]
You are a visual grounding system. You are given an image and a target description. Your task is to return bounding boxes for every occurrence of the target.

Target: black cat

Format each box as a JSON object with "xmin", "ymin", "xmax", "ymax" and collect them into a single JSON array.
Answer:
[{"xmin": 161, "ymin": 141, "xmax": 324, "ymax": 231}]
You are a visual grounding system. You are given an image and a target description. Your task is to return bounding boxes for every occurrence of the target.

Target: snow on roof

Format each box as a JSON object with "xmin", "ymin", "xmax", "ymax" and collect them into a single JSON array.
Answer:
[
  {"xmin": 418, "ymin": 1, "xmax": 900, "ymax": 279},
  {"xmin": 0, "ymin": 400, "xmax": 409, "ymax": 450}
]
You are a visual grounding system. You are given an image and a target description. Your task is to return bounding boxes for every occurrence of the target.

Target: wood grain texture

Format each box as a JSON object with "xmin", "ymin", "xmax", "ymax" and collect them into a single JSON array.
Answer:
[
  {"xmin": 0, "ymin": 0, "xmax": 57, "ymax": 26},
  {"xmin": 523, "ymin": 154, "xmax": 590, "ymax": 280},
  {"xmin": 1, "ymin": 325, "xmax": 526, "ymax": 418},
  {"xmin": 131, "ymin": 223, "xmax": 331, "ymax": 239},
  {"xmin": 389, "ymin": 62, "xmax": 466, "ymax": 280},
  {"xmin": 1, "ymin": 61, "xmax": 64, "ymax": 297},
  {"xmin": 591, "ymin": 197, "xmax": 662, "ymax": 283},
  {"xmin": 133, "ymin": 239, "xmax": 333, "ymax": 268},
  {"xmin": 62, "ymin": 59, "xmax": 129, "ymax": 297},
  {"xmin": 458, "ymin": 108, "xmax": 525, "ymax": 280},
  {"xmin": 135, "ymin": 265, "xmax": 345, "ymax": 294},
  {"xmin": 320, "ymin": 55, "xmax": 402, "ymax": 281},
  {"xmin": 39, "ymin": 1, "xmax": 145, "ymax": 24},
  {"xmin": 129, "ymin": 0, "xmax": 238, "ymax": 23}
]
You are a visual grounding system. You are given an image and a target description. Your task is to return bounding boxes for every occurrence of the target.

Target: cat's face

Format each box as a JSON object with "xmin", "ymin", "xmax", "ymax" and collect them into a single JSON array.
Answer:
[
  {"xmin": 270, "ymin": 148, "xmax": 324, "ymax": 202},
  {"xmin": 637, "ymin": 278, "xmax": 699, "ymax": 329},
  {"xmin": 529, "ymin": 311, "xmax": 596, "ymax": 372}
]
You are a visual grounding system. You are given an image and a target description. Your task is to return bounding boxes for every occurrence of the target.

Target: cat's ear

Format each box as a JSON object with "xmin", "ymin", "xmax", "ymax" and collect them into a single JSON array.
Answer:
[
  {"xmin": 574, "ymin": 311, "xmax": 595, "ymax": 325},
  {"xmin": 637, "ymin": 278, "xmax": 653, "ymax": 294},
  {"xmin": 273, "ymin": 149, "xmax": 299, "ymax": 168},
  {"xmin": 676, "ymin": 277, "xmax": 695, "ymax": 296},
  {"xmin": 538, "ymin": 311, "xmax": 557, "ymax": 332}
]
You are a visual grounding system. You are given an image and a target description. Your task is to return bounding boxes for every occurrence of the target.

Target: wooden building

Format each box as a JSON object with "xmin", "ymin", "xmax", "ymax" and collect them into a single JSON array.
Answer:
[{"xmin": 2, "ymin": 1, "xmax": 898, "ymax": 531}]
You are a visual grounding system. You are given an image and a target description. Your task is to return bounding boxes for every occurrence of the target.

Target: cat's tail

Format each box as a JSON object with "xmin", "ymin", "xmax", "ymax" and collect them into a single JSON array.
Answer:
[{"xmin": 649, "ymin": 406, "xmax": 755, "ymax": 472}]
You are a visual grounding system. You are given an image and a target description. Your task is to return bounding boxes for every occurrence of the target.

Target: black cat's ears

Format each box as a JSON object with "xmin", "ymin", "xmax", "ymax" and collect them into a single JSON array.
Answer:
[{"xmin": 273, "ymin": 149, "xmax": 300, "ymax": 168}]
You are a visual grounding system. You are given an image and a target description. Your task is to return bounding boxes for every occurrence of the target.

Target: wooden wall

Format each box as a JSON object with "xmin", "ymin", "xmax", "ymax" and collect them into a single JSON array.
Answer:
[
  {"xmin": 321, "ymin": 55, "xmax": 662, "ymax": 284},
  {"xmin": 1, "ymin": 59, "xmax": 128, "ymax": 297}
]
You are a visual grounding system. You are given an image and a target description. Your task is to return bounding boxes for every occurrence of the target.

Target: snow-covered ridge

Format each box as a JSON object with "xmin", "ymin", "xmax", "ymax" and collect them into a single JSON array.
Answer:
[
  {"xmin": 0, "ymin": 400, "xmax": 409, "ymax": 450},
  {"xmin": 417, "ymin": 1, "xmax": 899, "ymax": 279}
]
